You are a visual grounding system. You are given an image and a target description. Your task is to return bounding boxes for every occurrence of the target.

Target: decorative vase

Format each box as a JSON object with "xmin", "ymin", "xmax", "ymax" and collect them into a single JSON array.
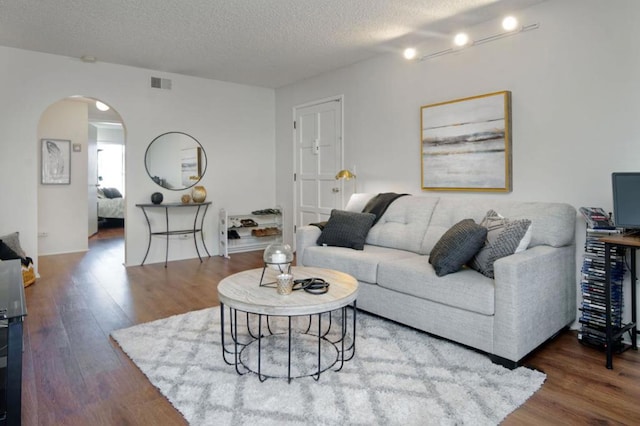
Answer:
[
  {"xmin": 181, "ymin": 194, "xmax": 191, "ymax": 204},
  {"xmin": 192, "ymin": 185, "xmax": 206, "ymax": 203},
  {"xmin": 151, "ymin": 192, "xmax": 163, "ymax": 204}
]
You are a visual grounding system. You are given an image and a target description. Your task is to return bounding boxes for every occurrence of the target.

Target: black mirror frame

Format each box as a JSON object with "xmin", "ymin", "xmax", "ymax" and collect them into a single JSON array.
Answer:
[{"xmin": 144, "ymin": 131, "xmax": 207, "ymax": 191}]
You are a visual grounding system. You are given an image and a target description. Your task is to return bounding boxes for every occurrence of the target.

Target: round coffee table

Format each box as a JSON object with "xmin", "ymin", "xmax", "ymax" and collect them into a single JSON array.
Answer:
[{"xmin": 218, "ymin": 266, "xmax": 358, "ymax": 382}]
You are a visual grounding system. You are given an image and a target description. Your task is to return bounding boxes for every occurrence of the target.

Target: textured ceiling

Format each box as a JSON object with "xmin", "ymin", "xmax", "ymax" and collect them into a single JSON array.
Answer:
[{"xmin": 0, "ymin": 0, "xmax": 546, "ymax": 88}]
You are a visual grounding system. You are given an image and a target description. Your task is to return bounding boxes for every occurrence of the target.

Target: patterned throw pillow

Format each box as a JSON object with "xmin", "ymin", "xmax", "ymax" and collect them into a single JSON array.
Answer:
[
  {"xmin": 429, "ymin": 219, "xmax": 488, "ymax": 277},
  {"xmin": 468, "ymin": 210, "xmax": 532, "ymax": 278},
  {"xmin": 316, "ymin": 209, "xmax": 376, "ymax": 250}
]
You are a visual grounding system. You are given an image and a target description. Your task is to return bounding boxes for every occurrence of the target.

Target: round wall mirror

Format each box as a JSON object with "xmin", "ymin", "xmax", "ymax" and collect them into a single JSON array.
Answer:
[{"xmin": 144, "ymin": 131, "xmax": 207, "ymax": 190}]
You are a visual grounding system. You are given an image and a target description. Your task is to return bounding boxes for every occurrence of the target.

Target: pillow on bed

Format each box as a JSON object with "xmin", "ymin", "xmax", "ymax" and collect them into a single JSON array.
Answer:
[
  {"xmin": 102, "ymin": 187, "xmax": 123, "ymax": 199},
  {"xmin": 316, "ymin": 209, "xmax": 376, "ymax": 250}
]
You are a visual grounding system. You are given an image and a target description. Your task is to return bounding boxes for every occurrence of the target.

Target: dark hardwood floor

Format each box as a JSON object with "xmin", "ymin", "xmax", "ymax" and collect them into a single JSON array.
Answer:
[{"xmin": 22, "ymin": 234, "xmax": 640, "ymax": 425}]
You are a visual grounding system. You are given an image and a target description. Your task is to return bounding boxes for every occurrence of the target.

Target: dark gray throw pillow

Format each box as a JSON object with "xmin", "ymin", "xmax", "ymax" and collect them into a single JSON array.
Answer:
[
  {"xmin": 316, "ymin": 209, "xmax": 376, "ymax": 250},
  {"xmin": 0, "ymin": 240, "xmax": 22, "ymax": 261},
  {"xmin": 102, "ymin": 187, "xmax": 123, "ymax": 199},
  {"xmin": 429, "ymin": 219, "xmax": 488, "ymax": 277}
]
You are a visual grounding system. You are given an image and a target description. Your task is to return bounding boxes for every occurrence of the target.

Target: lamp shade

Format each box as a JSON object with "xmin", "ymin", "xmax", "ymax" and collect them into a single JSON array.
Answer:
[{"xmin": 335, "ymin": 169, "xmax": 356, "ymax": 180}]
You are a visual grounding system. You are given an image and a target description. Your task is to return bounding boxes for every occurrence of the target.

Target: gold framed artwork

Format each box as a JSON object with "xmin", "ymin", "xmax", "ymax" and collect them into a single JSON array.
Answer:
[{"xmin": 420, "ymin": 91, "xmax": 512, "ymax": 192}]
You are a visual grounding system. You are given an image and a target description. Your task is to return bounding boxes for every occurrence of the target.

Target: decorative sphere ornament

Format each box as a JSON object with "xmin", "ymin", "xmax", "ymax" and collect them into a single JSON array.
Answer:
[
  {"xmin": 263, "ymin": 243, "xmax": 293, "ymax": 271},
  {"xmin": 151, "ymin": 192, "xmax": 163, "ymax": 204}
]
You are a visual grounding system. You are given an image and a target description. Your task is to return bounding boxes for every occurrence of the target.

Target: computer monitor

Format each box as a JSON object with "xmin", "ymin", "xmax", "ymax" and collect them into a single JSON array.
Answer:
[{"xmin": 612, "ymin": 172, "xmax": 640, "ymax": 235}]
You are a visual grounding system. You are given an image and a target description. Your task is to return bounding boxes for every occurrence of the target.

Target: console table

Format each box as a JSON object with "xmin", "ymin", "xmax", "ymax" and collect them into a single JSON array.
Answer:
[
  {"xmin": 601, "ymin": 234, "xmax": 639, "ymax": 369},
  {"xmin": 136, "ymin": 202, "xmax": 212, "ymax": 267},
  {"xmin": 0, "ymin": 259, "xmax": 27, "ymax": 426}
]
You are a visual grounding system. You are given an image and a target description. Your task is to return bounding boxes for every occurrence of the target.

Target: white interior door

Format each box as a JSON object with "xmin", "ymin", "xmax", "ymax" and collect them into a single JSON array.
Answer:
[
  {"xmin": 87, "ymin": 125, "xmax": 98, "ymax": 236},
  {"xmin": 294, "ymin": 97, "xmax": 343, "ymax": 233}
]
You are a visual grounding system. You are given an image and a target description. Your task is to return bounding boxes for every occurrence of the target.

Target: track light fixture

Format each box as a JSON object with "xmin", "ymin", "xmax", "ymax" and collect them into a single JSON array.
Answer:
[{"xmin": 404, "ymin": 16, "xmax": 539, "ymax": 62}]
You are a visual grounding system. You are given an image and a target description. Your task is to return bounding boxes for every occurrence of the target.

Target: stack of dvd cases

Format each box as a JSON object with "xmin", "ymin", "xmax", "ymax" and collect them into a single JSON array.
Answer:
[{"xmin": 578, "ymin": 228, "xmax": 625, "ymax": 348}]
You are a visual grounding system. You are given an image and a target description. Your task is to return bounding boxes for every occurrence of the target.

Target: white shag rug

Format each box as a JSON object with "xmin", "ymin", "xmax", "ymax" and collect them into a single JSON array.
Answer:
[{"xmin": 111, "ymin": 307, "xmax": 545, "ymax": 425}]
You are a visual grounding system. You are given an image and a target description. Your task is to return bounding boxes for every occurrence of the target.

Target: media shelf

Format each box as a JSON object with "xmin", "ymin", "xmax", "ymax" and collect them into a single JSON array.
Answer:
[
  {"xmin": 577, "ymin": 228, "xmax": 625, "ymax": 350},
  {"xmin": 219, "ymin": 207, "xmax": 282, "ymax": 258}
]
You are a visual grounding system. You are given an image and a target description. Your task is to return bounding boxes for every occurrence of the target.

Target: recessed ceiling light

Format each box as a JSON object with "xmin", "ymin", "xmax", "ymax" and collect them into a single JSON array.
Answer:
[
  {"xmin": 403, "ymin": 47, "xmax": 417, "ymax": 60},
  {"xmin": 95, "ymin": 101, "xmax": 110, "ymax": 112},
  {"xmin": 502, "ymin": 16, "xmax": 519, "ymax": 31},
  {"xmin": 81, "ymin": 55, "xmax": 97, "ymax": 63},
  {"xmin": 453, "ymin": 33, "xmax": 470, "ymax": 47}
]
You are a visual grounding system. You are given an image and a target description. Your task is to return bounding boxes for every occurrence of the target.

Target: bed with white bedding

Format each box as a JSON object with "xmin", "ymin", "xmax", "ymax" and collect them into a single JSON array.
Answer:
[{"xmin": 97, "ymin": 187, "xmax": 125, "ymax": 221}]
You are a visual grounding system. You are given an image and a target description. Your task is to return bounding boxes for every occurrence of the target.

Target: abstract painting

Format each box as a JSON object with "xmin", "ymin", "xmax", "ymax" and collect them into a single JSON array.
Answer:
[
  {"xmin": 421, "ymin": 91, "xmax": 512, "ymax": 192},
  {"xmin": 41, "ymin": 139, "xmax": 71, "ymax": 184},
  {"xmin": 180, "ymin": 147, "xmax": 202, "ymax": 187}
]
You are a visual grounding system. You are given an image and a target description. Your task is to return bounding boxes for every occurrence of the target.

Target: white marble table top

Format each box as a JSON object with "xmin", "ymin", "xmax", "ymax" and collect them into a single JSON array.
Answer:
[{"xmin": 217, "ymin": 266, "xmax": 358, "ymax": 316}]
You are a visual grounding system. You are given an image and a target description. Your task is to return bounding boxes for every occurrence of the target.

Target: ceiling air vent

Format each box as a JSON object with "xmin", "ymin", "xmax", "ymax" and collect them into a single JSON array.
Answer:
[{"xmin": 150, "ymin": 77, "xmax": 172, "ymax": 90}]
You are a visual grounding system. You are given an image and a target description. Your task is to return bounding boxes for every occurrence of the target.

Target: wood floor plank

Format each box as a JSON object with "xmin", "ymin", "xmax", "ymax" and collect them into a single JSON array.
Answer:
[{"xmin": 21, "ymin": 230, "xmax": 640, "ymax": 425}]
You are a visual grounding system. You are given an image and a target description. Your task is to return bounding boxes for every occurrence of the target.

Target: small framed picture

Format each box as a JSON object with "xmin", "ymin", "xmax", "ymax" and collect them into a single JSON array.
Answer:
[{"xmin": 41, "ymin": 139, "xmax": 71, "ymax": 184}]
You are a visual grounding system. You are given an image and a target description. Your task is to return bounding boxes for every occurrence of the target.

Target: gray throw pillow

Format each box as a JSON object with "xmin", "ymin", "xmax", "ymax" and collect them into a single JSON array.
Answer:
[
  {"xmin": 468, "ymin": 210, "xmax": 532, "ymax": 278},
  {"xmin": 0, "ymin": 232, "xmax": 26, "ymax": 258},
  {"xmin": 429, "ymin": 219, "xmax": 487, "ymax": 277},
  {"xmin": 316, "ymin": 209, "xmax": 376, "ymax": 250}
]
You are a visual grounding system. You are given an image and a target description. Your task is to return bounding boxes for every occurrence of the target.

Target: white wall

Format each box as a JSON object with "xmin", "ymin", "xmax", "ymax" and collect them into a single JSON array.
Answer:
[
  {"xmin": 37, "ymin": 100, "xmax": 89, "ymax": 255},
  {"xmin": 0, "ymin": 46, "xmax": 275, "ymax": 267},
  {"xmin": 275, "ymin": 0, "xmax": 640, "ymax": 326}
]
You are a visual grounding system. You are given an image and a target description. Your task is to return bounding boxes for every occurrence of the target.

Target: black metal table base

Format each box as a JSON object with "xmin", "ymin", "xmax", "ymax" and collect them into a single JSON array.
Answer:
[
  {"xmin": 220, "ymin": 302, "xmax": 357, "ymax": 382},
  {"xmin": 137, "ymin": 202, "xmax": 211, "ymax": 267},
  {"xmin": 604, "ymin": 243, "xmax": 638, "ymax": 369}
]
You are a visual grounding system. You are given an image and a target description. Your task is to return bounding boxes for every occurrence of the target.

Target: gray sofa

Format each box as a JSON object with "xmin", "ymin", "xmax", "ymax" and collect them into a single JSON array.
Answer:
[{"xmin": 296, "ymin": 194, "xmax": 577, "ymax": 367}]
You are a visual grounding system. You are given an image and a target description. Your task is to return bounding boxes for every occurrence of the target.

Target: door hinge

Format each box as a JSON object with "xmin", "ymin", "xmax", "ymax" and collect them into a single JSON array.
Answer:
[
  {"xmin": 294, "ymin": 225, "xmax": 297, "ymax": 233},
  {"xmin": 293, "ymin": 173, "xmax": 296, "ymax": 181},
  {"xmin": 293, "ymin": 121, "xmax": 296, "ymax": 129}
]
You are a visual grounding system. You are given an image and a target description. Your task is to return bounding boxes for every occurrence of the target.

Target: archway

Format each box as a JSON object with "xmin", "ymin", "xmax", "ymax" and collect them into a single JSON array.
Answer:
[{"xmin": 37, "ymin": 97, "xmax": 126, "ymax": 258}]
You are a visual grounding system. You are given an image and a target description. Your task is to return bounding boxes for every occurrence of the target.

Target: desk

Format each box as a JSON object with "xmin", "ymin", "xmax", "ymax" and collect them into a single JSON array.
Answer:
[
  {"xmin": 600, "ymin": 235, "xmax": 639, "ymax": 369},
  {"xmin": 0, "ymin": 259, "xmax": 27, "ymax": 426},
  {"xmin": 137, "ymin": 202, "xmax": 212, "ymax": 267}
]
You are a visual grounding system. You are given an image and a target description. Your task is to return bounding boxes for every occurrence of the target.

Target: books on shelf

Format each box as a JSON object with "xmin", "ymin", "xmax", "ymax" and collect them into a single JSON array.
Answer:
[
  {"xmin": 579, "ymin": 207, "xmax": 616, "ymax": 229},
  {"xmin": 578, "ymin": 224, "xmax": 625, "ymax": 349}
]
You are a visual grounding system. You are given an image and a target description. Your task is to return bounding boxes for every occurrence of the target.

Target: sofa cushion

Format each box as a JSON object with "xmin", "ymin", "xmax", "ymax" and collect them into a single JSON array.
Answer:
[
  {"xmin": 366, "ymin": 196, "xmax": 439, "ymax": 254},
  {"xmin": 302, "ymin": 244, "xmax": 420, "ymax": 284},
  {"xmin": 378, "ymin": 256, "xmax": 495, "ymax": 316},
  {"xmin": 316, "ymin": 209, "xmax": 376, "ymax": 250},
  {"xmin": 469, "ymin": 210, "xmax": 532, "ymax": 278},
  {"xmin": 422, "ymin": 198, "xmax": 575, "ymax": 253},
  {"xmin": 428, "ymin": 219, "xmax": 487, "ymax": 277}
]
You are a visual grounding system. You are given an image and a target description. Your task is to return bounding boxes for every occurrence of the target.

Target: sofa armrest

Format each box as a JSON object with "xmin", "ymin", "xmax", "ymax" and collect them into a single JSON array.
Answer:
[
  {"xmin": 295, "ymin": 225, "xmax": 322, "ymax": 266},
  {"xmin": 492, "ymin": 244, "xmax": 576, "ymax": 362}
]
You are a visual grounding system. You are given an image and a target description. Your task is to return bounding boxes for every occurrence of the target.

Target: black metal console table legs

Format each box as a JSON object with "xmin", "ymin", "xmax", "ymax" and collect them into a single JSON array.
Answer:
[{"xmin": 136, "ymin": 202, "xmax": 212, "ymax": 267}]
